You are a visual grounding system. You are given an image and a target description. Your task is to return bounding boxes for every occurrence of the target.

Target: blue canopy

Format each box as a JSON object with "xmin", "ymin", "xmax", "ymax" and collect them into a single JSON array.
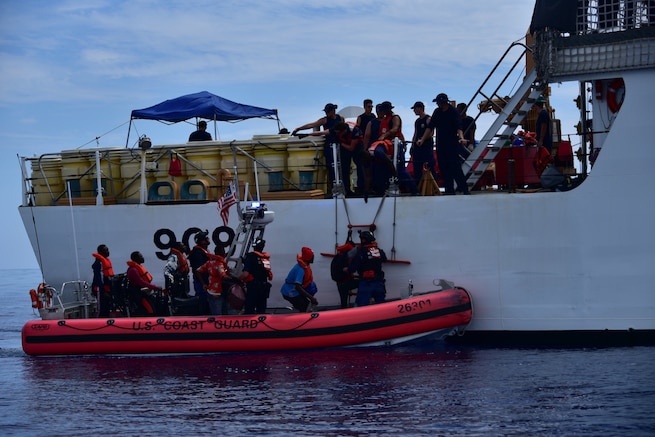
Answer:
[{"xmin": 130, "ymin": 91, "xmax": 278, "ymax": 123}]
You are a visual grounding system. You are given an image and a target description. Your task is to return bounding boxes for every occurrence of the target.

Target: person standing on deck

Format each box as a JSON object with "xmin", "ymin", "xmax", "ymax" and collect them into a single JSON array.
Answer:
[
  {"xmin": 534, "ymin": 95, "xmax": 552, "ymax": 154},
  {"xmin": 188, "ymin": 120, "xmax": 212, "ymax": 142},
  {"xmin": 92, "ymin": 244, "xmax": 114, "ymax": 317},
  {"xmin": 292, "ymin": 103, "xmax": 344, "ymax": 192},
  {"xmin": 417, "ymin": 93, "xmax": 470, "ymax": 195}
]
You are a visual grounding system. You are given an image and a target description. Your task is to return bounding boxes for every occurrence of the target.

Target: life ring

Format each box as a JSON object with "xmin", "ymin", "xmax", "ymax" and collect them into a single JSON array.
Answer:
[
  {"xmin": 607, "ymin": 78, "xmax": 625, "ymax": 113},
  {"xmin": 30, "ymin": 283, "xmax": 53, "ymax": 309}
]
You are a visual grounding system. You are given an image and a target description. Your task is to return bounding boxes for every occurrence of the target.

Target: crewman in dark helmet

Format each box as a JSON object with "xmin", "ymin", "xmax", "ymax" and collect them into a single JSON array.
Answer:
[
  {"xmin": 349, "ymin": 230, "xmax": 387, "ymax": 306},
  {"xmin": 239, "ymin": 238, "xmax": 273, "ymax": 314}
]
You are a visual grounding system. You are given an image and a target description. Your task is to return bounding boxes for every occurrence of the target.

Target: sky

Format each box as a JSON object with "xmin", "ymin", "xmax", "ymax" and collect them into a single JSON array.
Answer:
[{"xmin": 0, "ymin": 0, "xmax": 582, "ymax": 270}]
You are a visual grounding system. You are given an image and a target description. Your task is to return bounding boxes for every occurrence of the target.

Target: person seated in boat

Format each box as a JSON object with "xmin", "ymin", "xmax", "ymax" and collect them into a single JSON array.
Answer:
[
  {"xmin": 196, "ymin": 246, "xmax": 230, "ymax": 315},
  {"xmin": 92, "ymin": 244, "xmax": 114, "ymax": 317},
  {"xmin": 280, "ymin": 247, "xmax": 318, "ymax": 312},
  {"xmin": 126, "ymin": 251, "xmax": 164, "ymax": 316},
  {"xmin": 163, "ymin": 241, "xmax": 190, "ymax": 299},
  {"xmin": 188, "ymin": 120, "xmax": 213, "ymax": 142},
  {"xmin": 239, "ymin": 238, "xmax": 273, "ymax": 315},
  {"xmin": 349, "ymin": 231, "xmax": 387, "ymax": 306},
  {"xmin": 330, "ymin": 240, "xmax": 358, "ymax": 309},
  {"xmin": 189, "ymin": 230, "xmax": 212, "ymax": 314}
]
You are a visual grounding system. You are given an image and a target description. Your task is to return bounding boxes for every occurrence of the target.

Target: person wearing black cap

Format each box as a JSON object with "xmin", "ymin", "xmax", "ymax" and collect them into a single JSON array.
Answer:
[
  {"xmin": 239, "ymin": 238, "xmax": 273, "ymax": 314},
  {"xmin": 534, "ymin": 95, "xmax": 552, "ymax": 153},
  {"xmin": 417, "ymin": 93, "xmax": 470, "ymax": 195},
  {"xmin": 189, "ymin": 230, "xmax": 212, "ymax": 313},
  {"xmin": 349, "ymin": 231, "xmax": 387, "ymax": 306},
  {"xmin": 410, "ymin": 101, "xmax": 439, "ymax": 186},
  {"xmin": 189, "ymin": 120, "xmax": 213, "ymax": 142},
  {"xmin": 292, "ymin": 103, "xmax": 344, "ymax": 191}
]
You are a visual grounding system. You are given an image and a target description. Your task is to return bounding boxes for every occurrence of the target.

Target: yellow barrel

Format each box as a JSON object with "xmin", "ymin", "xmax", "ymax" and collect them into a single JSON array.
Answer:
[
  {"xmin": 119, "ymin": 151, "xmax": 145, "ymax": 202},
  {"xmin": 220, "ymin": 144, "xmax": 255, "ymax": 192},
  {"xmin": 253, "ymin": 141, "xmax": 288, "ymax": 192},
  {"xmin": 287, "ymin": 140, "xmax": 322, "ymax": 191},
  {"xmin": 60, "ymin": 151, "xmax": 92, "ymax": 198},
  {"xmin": 186, "ymin": 143, "xmax": 220, "ymax": 180},
  {"xmin": 92, "ymin": 149, "xmax": 123, "ymax": 197},
  {"xmin": 30, "ymin": 157, "xmax": 63, "ymax": 205}
]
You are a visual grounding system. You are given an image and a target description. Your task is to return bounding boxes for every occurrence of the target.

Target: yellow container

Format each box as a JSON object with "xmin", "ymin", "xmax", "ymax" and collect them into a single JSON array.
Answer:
[
  {"xmin": 120, "ymin": 152, "xmax": 145, "ymax": 202},
  {"xmin": 186, "ymin": 144, "xmax": 221, "ymax": 180},
  {"xmin": 30, "ymin": 157, "xmax": 63, "ymax": 205},
  {"xmin": 60, "ymin": 151, "xmax": 95, "ymax": 198},
  {"xmin": 287, "ymin": 142, "xmax": 322, "ymax": 191},
  {"xmin": 92, "ymin": 150, "xmax": 123, "ymax": 197},
  {"xmin": 254, "ymin": 144, "xmax": 288, "ymax": 192},
  {"xmin": 220, "ymin": 145, "xmax": 255, "ymax": 192}
]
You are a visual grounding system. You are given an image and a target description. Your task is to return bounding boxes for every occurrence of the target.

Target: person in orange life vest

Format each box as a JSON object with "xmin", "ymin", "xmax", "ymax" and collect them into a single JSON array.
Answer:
[
  {"xmin": 280, "ymin": 247, "xmax": 318, "ymax": 312},
  {"xmin": 417, "ymin": 93, "xmax": 470, "ymax": 195},
  {"xmin": 196, "ymin": 246, "xmax": 230, "ymax": 315},
  {"xmin": 292, "ymin": 103, "xmax": 344, "ymax": 191},
  {"xmin": 163, "ymin": 241, "xmax": 190, "ymax": 299},
  {"xmin": 330, "ymin": 241, "xmax": 358, "ymax": 309},
  {"xmin": 332, "ymin": 122, "xmax": 365, "ymax": 197},
  {"xmin": 239, "ymin": 238, "xmax": 273, "ymax": 315},
  {"xmin": 349, "ymin": 231, "xmax": 387, "ymax": 306},
  {"xmin": 369, "ymin": 101, "xmax": 418, "ymax": 195},
  {"xmin": 126, "ymin": 251, "xmax": 163, "ymax": 316},
  {"xmin": 189, "ymin": 230, "xmax": 211, "ymax": 314},
  {"xmin": 92, "ymin": 244, "xmax": 114, "ymax": 318}
]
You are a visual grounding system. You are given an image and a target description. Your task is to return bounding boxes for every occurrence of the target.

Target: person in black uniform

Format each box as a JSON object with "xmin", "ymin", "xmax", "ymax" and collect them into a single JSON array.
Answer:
[
  {"xmin": 417, "ymin": 93, "xmax": 470, "ymax": 195},
  {"xmin": 349, "ymin": 231, "xmax": 387, "ymax": 306},
  {"xmin": 239, "ymin": 239, "xmax": 273, "ymax": 314}
]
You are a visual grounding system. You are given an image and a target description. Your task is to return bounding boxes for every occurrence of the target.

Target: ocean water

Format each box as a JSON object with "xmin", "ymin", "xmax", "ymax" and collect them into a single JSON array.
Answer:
[{"xmin": 1, "ymin": 268, "xmax": 654, "ymax": 436}]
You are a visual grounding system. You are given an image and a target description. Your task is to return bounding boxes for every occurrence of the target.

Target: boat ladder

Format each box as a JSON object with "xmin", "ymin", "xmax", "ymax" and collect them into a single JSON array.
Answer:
[
  {"xmin": 460, "ymin": 41, "xmax": 547, "ymax": 191},
  {"xmin": 226, "ymin": 204, "xmax": 269, "ymax": 275}
]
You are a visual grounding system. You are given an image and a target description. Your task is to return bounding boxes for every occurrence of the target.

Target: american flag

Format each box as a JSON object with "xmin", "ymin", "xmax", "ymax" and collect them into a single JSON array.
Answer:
[{"xmin": 217, "ymin": 182, "xmax": 237, "ymax": 226}]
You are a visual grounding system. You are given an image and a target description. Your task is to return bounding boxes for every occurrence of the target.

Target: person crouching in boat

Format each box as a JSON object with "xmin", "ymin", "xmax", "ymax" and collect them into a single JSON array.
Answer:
[
  {"xmin": 330, "ymin": 241, "xmax": 358, "ymax": 309},
  {"xmin": 92, "ymin": 244, "xmax": 114, "ymax": 317},
  {"xmin": 349, "ymin": 231, "xmax": 387, "ymax": 306},
  {"xmin": 196, "ymin": 246, "xmax": 230, "ymax": 315},
  {"xmin": 126, "ymin": 251, "xmax": 164, "ymax": 316},
  {"xmin": 163, "ymin": 241, "xmax": 190, "ymax": 299},
  {"xmin": 239, "ymin": 238, "xmax": 273, "ymax": 315},
  {"xmin": 280, "ymin": 247, "xmax": 318, "ymax": 312}
]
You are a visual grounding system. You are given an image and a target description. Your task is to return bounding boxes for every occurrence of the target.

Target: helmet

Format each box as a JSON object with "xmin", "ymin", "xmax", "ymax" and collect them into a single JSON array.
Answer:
[
  {"xmin": 194, "ymin": 230, "xmax": 209, "ymax": 244},
  {"xmin": 253, "ymin": 238, "xmax": 265, "ymax": 251},
  {"xmin": 359, "ymin": 230, "xmax": 375, "ymax": 243}
]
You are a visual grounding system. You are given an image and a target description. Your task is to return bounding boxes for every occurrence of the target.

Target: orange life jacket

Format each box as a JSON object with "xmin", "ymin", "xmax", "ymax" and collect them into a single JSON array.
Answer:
[
  {"xmin": 368, "ymin": 139, "xmax": 394, "ymax": 157},
  {"xmin": 296, "ymin": 254, "xmax": 314, "ymax": 289},
  {"xmin": 171, "ymin": 248, "xmax": 190, "ymax": 274},
  {"xmin": 379, "ymin": 114, "xmax": 405, "ymax": 142},
  {"xmin": 534, "ymin": 146, "xmax": 553, "ymax": 176},
  {"xmin": 126, "ymin": 261, "xmax": 153, "ymax": 283},
  {"xmin": 242, "ymin": 251, "xmax": 273, "ymax": 283},
  {"xmin": 92, "ymin": 253, "xmax": 115, "ymax": 277}
]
